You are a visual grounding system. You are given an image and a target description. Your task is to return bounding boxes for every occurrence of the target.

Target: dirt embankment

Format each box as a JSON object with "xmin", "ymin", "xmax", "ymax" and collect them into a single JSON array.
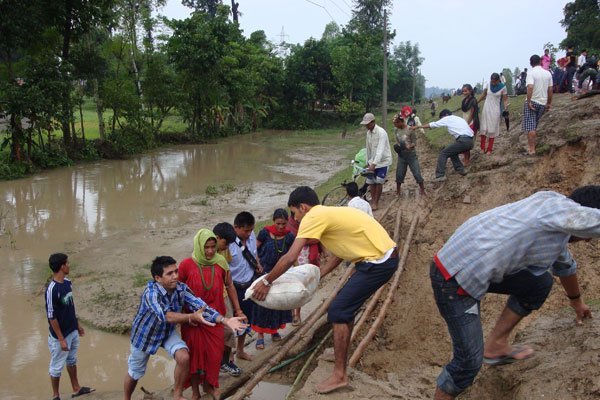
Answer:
[{"xmin": 301, "ymin": 93, "xmax": 600, "ymax": 400}]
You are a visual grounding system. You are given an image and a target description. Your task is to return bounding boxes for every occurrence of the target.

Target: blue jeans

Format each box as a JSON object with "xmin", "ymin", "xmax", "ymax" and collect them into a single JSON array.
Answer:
[
  {"xmin": 435, "ymin": 136, "xmax": 473, "ymax": 178},
  {"xmin": 429, "ymin": 262, "xmax": 553, "ymax": 395}
]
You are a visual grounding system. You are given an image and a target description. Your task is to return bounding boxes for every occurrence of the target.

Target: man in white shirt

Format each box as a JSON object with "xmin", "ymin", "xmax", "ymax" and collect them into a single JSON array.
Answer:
[
  {"xmin": 522, "ymin": 54, "xmax": 553, "ymax": 155},
  {"xmin": 345, "ymin": 182, "xmax": 373, "ymax": 216},
  {"xmin": 360, "ymin": 113, "xmax": 392, "ymax": 210},
  {"xmin": 413, "ymin": 110, "xmax": 473, "ymax": 182},
  {"xmin": 577, "ymin": 49, "xmax": 587, "ymax": 67}
]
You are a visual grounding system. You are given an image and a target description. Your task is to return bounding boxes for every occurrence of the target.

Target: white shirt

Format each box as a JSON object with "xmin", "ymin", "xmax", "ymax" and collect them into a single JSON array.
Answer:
[
  {"xmin": 347, "ymin": 196, "xmax": 373, "ymax": 217},
  {"xmin": 366, "ymin": 124, "xmax": 392, "ymax": 168},
  {"xmin": 526, "ymin": 66, "xmax": 553, "ymax": 106},
  {"xmin": 429, "ymin": 115, "xmax": 474, "ymax": 138},
  {"xmin": 578, "ymin": 54, "xmax": 586, "ymax": 66}
]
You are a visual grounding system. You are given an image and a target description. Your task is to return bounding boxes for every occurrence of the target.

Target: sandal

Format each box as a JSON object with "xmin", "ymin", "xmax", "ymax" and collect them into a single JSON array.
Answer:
[
  {"xmin": 256, "ymin": 338, "xmax": 265, "ymax": 350},
  {"xmin": 72, "ymin": 386, "xmax": 95, "ymax": 398},
  {"xmin": 272, "ymin": 333, "xmax": 282, "ymax": 342},
  {"xmin": 291, "ymin": 318, "xmax": 301, "ymax": 327}
]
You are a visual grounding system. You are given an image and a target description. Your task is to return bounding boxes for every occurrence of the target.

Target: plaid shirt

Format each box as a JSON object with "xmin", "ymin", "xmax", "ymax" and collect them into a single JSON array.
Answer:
[
  {"xmin": 436, "ymin": 191, "xmax": 600, "ymax": 300},
  {"xmin": 130, "ymin": 281, "xmax": 220, "ymax": 354}
]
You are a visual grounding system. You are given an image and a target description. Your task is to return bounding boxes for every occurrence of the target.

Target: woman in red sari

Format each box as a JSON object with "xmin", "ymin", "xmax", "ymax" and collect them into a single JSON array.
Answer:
[{"xmin": 179, "ymin": 229, "xmax": 229, "ymax": 400}]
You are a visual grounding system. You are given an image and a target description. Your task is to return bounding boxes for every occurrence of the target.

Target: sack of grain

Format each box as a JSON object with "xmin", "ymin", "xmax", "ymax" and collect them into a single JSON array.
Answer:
[{"xmin": 245, "ymin": 264, "xmax": 320, "ymax": 310}]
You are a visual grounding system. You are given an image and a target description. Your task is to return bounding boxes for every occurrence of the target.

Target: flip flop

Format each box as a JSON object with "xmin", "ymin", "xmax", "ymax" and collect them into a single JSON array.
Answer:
[
  {"xmin": 255, "ymin": 338, "xmax": 265, "ymax": 350},
  {"xmin": 52, "ymin": 397, "xmax": 61, "ymax": 400},
  {"xmin": 291, "ymin": 318, "xmax": 301, "ymax": 327},
  {"xmin": 483, "ymin": 345, "xmax": 534, "ymax": 366},
  {"xmin": 272, "ymin": 333, "xmax": 282, "ymax": 342},
  {"xmin": 72, "ymin": 386, "xmax": 95, "ymax": 397}
]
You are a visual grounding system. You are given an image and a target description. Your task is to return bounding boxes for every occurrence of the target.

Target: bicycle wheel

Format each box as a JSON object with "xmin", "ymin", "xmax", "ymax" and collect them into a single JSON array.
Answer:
[{"xmin": 322, "ymin": 185, "xmax": 350, "ymax": 206}]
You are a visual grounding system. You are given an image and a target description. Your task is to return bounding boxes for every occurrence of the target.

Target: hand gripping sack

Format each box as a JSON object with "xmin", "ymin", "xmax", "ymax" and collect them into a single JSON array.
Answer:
[{"xmin": 245, "ymin": 264, "xmax": 320, "ymax": 310}]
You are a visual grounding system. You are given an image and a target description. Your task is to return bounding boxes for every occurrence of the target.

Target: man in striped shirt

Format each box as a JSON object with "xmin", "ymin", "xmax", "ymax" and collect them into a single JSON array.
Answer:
[
  {"xmin": 124, "ymin": 256, "xmax": 247, "ymax": 400},
  {"xmin": 431, "ymin": 186, "xmax": 600, "ymax": 400}
]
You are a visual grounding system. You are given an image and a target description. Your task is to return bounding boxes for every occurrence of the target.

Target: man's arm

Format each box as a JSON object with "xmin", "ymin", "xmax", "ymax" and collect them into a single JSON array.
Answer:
[
  {"xmin": 559, "ymin": 274, "xmax": 592, "ymax": 324},
  {"xmin": 546, "ymin": 85, "xmax": 553, "ymax": 111},
  {"xmin": 319, "ymin": 254, "xmax": 344, "ymax": 279},
  {"xmin": 225, "ymin": 271, "xmax": 246, "ymax": 321},
  {"xmin": 526, "ymin": 85, "xmax": 535, "ymax": 110},
  {"xmin": 251, "ymin": 237, "xmax": 308, "ymax": 301},
  {"xmin": 49, "ymin": 319, "xmax": 69, "ymax": 351}
]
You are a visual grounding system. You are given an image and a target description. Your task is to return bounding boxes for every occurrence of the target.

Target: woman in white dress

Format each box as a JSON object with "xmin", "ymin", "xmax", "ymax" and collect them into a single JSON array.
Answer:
[{"xmin": 477, "ymin": 73, "xmax": 509, "ymax": 154}]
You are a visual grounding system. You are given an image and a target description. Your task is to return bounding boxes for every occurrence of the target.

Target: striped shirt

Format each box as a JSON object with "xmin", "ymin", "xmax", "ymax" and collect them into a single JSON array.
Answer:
[
  {"xmin": 130, "ymin": 281, "xmax": 220, "ymax": 354},
  {"xmin": 436, "ymin": 191, "xmax": 600, "ymax": 300}
]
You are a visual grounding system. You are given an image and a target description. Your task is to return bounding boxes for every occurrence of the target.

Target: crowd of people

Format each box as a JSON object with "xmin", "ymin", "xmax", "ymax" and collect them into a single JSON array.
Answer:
[{"xmin": 43, "ymin": 47, "xmax": 600, "ymax": 400}]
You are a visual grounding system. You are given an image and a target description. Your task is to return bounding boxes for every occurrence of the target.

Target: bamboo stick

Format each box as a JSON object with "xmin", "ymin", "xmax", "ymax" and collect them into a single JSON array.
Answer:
[
  {"xmin": 348, "ymin": 214, "xmax": 419, "ymax": 368},
  {"xmin": 228, "ymin": 264, "xmax": 356, "ymax": 400},
  {"xmin": 285, "ymin": 328, "xmax": 333, "ymax": 400}
]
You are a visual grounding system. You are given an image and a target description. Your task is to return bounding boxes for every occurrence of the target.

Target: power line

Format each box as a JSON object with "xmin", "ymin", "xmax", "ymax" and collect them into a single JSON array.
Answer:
[
  {"xmin": 339, "ymin": 0, "xmax": 352, "ymax": 9},
  {"xmin": 304, "ymin": 0, "xmax": 337, "ymax": 23},
  {"xmin": 326, "ymin": 0, "xmax": 351, "ymax": 17}
]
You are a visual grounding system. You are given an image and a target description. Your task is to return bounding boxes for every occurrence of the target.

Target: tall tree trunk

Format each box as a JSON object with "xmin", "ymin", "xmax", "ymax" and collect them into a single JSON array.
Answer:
[
  {"xmin": 9, "ymin": 114, "xmax": 23, "ymax": 162},
  {"xmin": 92, "ymin": 79, "xmax": 106, "ymax": 140},
  {"xmin": 79, "ymin": 100, "xmax": 85, "ymax": 144},
  {"xmin": 231, "ymin": 1, "xmax": 239, "ymax": 23},
  {"xmin": 61, "ymin": 0, "xmax": 74, "ymax": 147}
]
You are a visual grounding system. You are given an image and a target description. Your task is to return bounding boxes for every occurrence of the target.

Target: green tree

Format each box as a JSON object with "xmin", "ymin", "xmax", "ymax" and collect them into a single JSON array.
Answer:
[{"xmin": 560, "ymin": 0, "xmax": 600, "ymax": 51}]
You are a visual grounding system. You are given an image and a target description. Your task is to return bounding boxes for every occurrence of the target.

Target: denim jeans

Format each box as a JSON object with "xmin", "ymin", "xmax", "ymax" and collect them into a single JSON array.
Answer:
[
  {"xmin": 430, "ymin": 262, "xmax": 554, "ymax": 395},
  {"xmin": 396, "ymin": 151, "xmax": 424, "ymax": 184},
  {"xmin": 435, "ymin": 136, "xmax": 473, "ymax": 178}
]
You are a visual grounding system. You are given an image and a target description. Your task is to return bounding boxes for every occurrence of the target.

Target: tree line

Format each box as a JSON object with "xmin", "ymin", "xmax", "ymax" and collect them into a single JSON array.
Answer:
[{"xmin": 0, "ymin": 0, "xmax": 422, "ymax": 178}]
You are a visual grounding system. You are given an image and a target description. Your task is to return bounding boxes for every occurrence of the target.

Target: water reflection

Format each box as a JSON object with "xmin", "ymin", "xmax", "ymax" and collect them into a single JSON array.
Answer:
[{"xmin": 0, "ymin": 131, "xmax": 348, "ymax": 398}]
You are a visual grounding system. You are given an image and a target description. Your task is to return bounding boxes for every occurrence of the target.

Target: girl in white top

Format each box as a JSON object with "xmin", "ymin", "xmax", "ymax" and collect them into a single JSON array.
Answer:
[{"xmin": 478, "ymin": 73, "xmax": 509, "ymax": 154}]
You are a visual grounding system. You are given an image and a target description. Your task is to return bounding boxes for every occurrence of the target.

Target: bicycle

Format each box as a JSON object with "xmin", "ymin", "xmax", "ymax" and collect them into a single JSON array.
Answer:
[{"xmin": 322, "ymin": 159, "xmax": 374, "ymax": 206}]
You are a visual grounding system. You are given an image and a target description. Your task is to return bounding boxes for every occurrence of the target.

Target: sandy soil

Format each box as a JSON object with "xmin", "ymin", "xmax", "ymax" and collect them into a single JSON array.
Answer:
[{"xmin": 76, "ymin": 93, "xmax": 600, "ymax": 399}]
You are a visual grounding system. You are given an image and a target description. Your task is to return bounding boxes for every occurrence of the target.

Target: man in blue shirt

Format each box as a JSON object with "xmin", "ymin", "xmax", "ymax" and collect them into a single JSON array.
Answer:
[
  {"xmin": 124, "ymin": 256, "xmax": 247, "ymax": 400},
  {"xmin": 45, "ymin": 253, "xmax": 95, "ymax": 400},
  {"xmin": 431, "ymin": 186, "xmax": 600, "ymax": 400}
]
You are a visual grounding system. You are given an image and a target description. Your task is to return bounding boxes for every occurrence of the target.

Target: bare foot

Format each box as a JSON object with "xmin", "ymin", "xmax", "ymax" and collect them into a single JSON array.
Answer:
[
  {"xmin": 315, "ymin": 374, "xmax": 349, "ymax": 394},
  {"xmin": 237, "ymin": 351, "xmax": 253, "ymax": 361}
]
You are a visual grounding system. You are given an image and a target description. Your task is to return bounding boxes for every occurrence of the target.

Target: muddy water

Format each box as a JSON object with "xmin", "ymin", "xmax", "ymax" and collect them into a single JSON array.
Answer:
[{"xmin": 0, "ymin": 131, "xmax": 350, "ymax": 399}]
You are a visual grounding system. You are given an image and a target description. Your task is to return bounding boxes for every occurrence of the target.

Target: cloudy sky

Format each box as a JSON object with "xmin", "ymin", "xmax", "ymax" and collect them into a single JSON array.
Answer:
[{"xmin": 162, "ymin": 0, "xmax": 570, "ymax": 89}]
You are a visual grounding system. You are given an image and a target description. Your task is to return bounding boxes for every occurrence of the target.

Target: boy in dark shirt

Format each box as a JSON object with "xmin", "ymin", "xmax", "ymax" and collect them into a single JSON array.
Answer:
[{"xmin": 45, "ymin": 253, "xmax": 94, "ymax": 400}]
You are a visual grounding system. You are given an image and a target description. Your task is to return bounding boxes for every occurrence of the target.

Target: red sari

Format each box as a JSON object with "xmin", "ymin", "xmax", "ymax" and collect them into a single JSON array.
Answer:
[{"xmin": 179, "ymin": 258, "xmax": 226, "ymax": 388}]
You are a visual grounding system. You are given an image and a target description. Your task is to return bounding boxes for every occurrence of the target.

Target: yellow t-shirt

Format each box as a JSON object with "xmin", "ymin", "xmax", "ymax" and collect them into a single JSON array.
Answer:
[{"xmin": 297, "ymin": 205, "xmax": 395, "ymax": 263}]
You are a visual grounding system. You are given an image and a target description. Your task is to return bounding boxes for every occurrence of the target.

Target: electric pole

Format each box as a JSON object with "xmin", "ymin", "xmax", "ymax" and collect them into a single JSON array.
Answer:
[{"xmin": 382, "ymin": 9, "xmax": 388, "ymax": 131}]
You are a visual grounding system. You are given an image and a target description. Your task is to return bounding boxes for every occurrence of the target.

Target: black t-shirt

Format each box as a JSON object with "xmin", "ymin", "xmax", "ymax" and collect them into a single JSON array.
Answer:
[
  {"xmin": 45, "ymin": 279, "xmax": 78, "ymax": 338},
  {"xmin": 566, "ymin": 51, "xmax": 576, "ymax": 66}
]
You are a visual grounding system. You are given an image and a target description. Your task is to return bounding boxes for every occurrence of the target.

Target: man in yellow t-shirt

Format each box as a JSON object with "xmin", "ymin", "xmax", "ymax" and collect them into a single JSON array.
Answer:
[{"xmin": 252, "ymin": 186, "xmax": 398, "ymax": 394}]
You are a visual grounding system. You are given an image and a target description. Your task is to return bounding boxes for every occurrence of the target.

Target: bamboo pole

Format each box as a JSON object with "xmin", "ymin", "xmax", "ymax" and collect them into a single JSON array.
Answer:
[
  {"xmin": 348, "ymin": 214, "xmax": 419, "ymax": 368},
  {"xmin": 228, "ymin": 264, "xmax": 356, "ymax": 400}
]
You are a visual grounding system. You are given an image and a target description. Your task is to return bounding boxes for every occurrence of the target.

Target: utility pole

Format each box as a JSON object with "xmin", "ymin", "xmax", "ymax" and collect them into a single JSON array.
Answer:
[{"xmin": 382, "ymin": 9, "xmax": 388, "ymax": 131}]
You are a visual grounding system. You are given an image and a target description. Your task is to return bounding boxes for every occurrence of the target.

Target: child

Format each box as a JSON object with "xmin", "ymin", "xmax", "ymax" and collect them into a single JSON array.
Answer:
[
  {"xmin": 252, "ymin": 209, "xmax": 295, "ymax": 349},
  {"xmin": 213, "ymin": 222, "xmax": 245, "ymax": 376},
  {"xmin": 46, "ymin": 253, "xmax": 95, "ymax": 400},
  {"xmin": 228, "ymin": 212, "xmax": 262, "ymax": 360},
  {"xmin": 393, "ymin": 114, "xmax": 426, "ymax": 197},
  {"xmin": 345, "ymin": 182, "xmax": 373, "ymax": 216}
]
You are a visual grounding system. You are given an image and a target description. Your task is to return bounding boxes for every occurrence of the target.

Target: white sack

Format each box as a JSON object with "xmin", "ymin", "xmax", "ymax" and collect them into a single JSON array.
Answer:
[{"xmin": 245, "ymin": 264, "xmax": 320, "ymax": 310}]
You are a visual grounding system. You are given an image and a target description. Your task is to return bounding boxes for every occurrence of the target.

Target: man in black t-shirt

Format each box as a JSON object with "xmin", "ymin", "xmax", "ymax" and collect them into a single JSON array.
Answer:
[{"xmin": 45, "ymin": 253, "xmax": 94, "ymax": 400}]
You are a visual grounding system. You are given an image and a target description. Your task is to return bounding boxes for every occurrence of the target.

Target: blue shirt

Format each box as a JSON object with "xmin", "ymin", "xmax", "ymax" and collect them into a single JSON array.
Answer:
[
  {"xmin": 437, "ymin": 191, "xmax": 600, "ymax": 300},
  {"xmin": 229, "ymin": 232, "xmax": 258, "ymax": 283},
  {"xmin": 130, "ymin": 281, "xmax": 220, "ymax": 354},
  {"xmin": 45, "ymin": 279, "xmax": 78, "ymax": 339}
]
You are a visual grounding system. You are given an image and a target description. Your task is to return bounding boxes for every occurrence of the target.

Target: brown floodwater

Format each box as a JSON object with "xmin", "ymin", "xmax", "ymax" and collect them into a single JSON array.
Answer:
[{"xmin": 0, "ymin": 130, "xmax": 350, "ymax": 399}]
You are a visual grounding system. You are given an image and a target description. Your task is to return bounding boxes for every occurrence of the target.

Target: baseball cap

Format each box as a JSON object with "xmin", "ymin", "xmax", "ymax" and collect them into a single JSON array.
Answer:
[{"xmin": 360, "ymin": 113, "xmax": 375, "ymax": 125}]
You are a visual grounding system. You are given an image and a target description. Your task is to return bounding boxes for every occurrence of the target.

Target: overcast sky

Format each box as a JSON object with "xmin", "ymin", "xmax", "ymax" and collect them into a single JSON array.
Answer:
[{"xmin": 162, "ymin": 0, "xmax": 570, "ymax": 89}]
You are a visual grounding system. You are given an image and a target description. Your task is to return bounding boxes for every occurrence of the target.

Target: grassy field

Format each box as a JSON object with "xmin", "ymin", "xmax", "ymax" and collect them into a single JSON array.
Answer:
[{"xmin": 73, "ymin": 99, "xmax": 187, "ymax": 139}]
